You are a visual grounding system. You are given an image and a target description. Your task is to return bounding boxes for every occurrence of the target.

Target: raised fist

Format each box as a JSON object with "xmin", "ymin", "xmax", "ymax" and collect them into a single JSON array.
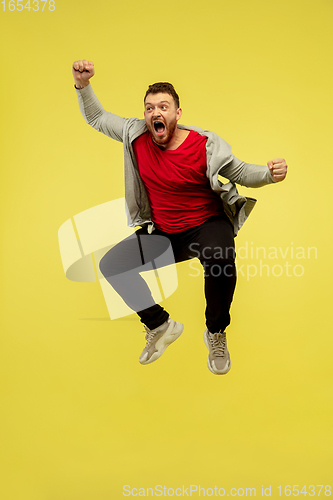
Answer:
[
  {"xmin": 72, "ymin": 60, "xmax": 95, "ymax": 89},
  {"xmin": 267, "ymin": 158, "xmax": 288, "ymax": 182}
]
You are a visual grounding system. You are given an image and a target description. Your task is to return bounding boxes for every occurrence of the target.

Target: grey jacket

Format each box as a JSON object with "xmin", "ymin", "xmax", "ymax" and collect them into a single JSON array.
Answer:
[{"xmin": 75, "ymin": 84, "xmax": 275, "ymax": 236}]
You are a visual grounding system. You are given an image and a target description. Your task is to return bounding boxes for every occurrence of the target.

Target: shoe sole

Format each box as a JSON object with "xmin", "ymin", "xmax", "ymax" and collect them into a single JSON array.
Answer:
[
  {"xmin": 140, "ymin": 320, "xmax": 184, "ymax": 365},
  {"xmin": 203, "ymin": 330, "xmax": 231, "ymax": 375}
]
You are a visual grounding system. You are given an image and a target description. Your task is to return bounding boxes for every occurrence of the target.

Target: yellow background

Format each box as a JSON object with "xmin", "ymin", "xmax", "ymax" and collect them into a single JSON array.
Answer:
[{"xmin": 1, "ymin": 0, "xmax": 332, "ymax": 498}]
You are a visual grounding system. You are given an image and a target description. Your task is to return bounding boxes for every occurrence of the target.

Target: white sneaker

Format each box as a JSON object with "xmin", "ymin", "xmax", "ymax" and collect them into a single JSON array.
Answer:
[
  {"xmin": 203, "ymin": 329, "xmax": 231, "ymax": 374},
  {"xmin": 139, "ymin": 319, "xmax": 184, "ymax": 365}
]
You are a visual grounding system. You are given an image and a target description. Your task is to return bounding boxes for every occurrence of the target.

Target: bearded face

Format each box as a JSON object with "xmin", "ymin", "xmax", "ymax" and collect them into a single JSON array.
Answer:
[{"xmin": 144, "ymin": 92, "xmax": 182, "ymax": 148}]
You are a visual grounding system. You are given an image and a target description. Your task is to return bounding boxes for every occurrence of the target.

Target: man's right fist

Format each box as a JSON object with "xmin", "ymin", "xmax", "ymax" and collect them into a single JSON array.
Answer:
[{"xmin": 72, "ymin": 60, "xmax": 95, "ymax": 89}]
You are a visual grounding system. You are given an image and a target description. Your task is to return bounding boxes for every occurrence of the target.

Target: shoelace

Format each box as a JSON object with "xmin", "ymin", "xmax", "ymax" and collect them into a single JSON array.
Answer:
[
  {"xmin": 142, "ymin": 327, "xmax": 158, "ymax": 347},
  {"xmin": 209, "ymin": 332, "xmax": 226, "ymax": 357}
]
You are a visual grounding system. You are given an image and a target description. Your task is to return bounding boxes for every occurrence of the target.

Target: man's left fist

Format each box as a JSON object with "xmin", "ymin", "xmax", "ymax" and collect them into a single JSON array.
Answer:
[{"xmin": 267, "ymin": 158, "xmax": 288, "ymax": 182}]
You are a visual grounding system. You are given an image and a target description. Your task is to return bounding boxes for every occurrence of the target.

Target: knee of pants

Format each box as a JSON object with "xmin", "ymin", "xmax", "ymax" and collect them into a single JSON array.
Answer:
[
  {"xmin": 201, "ymin": 257, "xmax": 236, "ymax": 279},
  {"xmin": 99, "ymin": 250, "xmax": 137, "ymax": 282},
  {"xmin": 99, "ymin": 254, "xmax": 107, "ymax": 278},
  {"xmin": 99, "ymin": 251, "xmax": 117, "ymax": 279},
  {"xmin": 198, "ymin": 241, "xmax": 235, "ymax": 273}
]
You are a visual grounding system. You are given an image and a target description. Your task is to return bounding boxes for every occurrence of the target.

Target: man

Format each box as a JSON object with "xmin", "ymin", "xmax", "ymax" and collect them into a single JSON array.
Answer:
[{"xmin": 72, "ymin": 59, "xmax": 287, "ymax": 375}]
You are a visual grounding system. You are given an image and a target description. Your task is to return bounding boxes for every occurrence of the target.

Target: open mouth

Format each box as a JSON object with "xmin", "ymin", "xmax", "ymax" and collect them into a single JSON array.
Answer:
[{"xmin": 153, "ymin": 121, "xmax": 165, "ymax": 135}]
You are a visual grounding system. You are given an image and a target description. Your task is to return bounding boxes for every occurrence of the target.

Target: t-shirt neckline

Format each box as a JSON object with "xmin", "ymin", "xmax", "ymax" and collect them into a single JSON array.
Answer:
[{"xmin": 150, "ymin": 129, "xmax": 194, "ymax": 152}]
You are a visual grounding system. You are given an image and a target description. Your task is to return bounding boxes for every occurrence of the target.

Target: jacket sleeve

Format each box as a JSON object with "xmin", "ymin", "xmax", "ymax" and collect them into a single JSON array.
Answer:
[
  {"xmin": 219, "ymin": 157, "xmax": 276, "ymax": 187},
  {"xmin": 75, "ymin": 83, "xmax": 126, "ymax": 143}
]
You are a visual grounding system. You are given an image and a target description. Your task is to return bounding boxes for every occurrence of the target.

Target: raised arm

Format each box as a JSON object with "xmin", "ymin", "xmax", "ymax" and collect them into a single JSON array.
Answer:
[{"xmin": 72, "ymin": 60, "xmax": 125, "ymax": 142}]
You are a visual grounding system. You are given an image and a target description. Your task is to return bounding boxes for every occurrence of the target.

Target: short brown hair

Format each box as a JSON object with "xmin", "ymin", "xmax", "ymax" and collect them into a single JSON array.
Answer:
[{"xmin": 144, "ymin": 82, "xmax": 180, "ymax": 109}]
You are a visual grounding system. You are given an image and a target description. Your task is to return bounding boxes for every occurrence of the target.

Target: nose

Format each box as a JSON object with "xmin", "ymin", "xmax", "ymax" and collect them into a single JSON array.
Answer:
[{"xmin": 152, "ymin": 107, "xmax": 161, "ymax": 118}]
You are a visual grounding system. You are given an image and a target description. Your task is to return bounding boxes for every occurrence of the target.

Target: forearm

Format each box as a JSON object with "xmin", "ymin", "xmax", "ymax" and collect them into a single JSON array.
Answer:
[
  {"xmin": 75, "ymin": 83, "xmax": 125, "ymax": 142},
  {"xmin": 220, "ymin": 157, "xmax": 276, "ymax": 187}
]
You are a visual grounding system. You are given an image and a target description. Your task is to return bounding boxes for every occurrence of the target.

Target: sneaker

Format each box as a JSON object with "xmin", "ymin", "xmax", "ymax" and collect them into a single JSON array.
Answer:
[
  {"xmin": 203, "ymin": 329, "xmax": 231, "ymax": 375},
  {"xmin": 139, "ymin": 319, "xmax": 184, "ymax": 365}
]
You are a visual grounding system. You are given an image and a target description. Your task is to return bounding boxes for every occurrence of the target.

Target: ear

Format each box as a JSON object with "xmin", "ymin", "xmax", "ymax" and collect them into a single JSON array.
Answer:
[{"xmin": 176, "ymin": 107, "xmax": 182, "ymax": 121}]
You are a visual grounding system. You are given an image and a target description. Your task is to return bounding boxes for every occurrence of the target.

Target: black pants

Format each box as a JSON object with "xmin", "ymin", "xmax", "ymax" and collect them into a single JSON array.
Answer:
[{"xmin": 99, "ymin": 215, "xmax": 237, "ymax": 333}]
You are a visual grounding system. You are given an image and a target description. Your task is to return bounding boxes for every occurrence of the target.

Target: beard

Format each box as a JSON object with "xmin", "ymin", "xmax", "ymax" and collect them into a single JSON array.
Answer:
[{"xmin": 146, "ymin": 117, "xmax": 178, "ymax": 148}]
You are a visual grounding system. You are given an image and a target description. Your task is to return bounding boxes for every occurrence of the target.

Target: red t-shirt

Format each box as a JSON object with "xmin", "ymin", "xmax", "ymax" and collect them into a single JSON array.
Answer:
[{"xmin": 132, "ymin": 130, "xmax": 225, "ymax": 233}]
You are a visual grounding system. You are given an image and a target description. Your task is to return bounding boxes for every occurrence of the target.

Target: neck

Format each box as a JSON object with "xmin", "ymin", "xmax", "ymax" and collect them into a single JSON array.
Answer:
[{"xmin": 154, "ymin": 127, "xmax": 190, "ymax": 151}]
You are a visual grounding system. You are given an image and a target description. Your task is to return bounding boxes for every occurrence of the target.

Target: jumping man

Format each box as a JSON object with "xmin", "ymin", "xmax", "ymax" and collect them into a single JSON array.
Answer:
[{"xmin": 72, "ymin": 60, "xmax": 287, "ymax": 375}]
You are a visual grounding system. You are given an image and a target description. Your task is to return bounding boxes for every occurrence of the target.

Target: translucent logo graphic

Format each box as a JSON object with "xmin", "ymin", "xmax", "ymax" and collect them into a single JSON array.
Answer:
[{"xmin": 58, "ymin": 198, "xmax": 178, "ymax": 319}]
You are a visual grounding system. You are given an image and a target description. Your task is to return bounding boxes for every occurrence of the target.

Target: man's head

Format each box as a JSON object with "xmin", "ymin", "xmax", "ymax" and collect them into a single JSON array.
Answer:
[
  {"xmin": 144, "ymin": 82, "xmax": 180, "ymax": 109},
  {"xmin": 144, "ymin": 82, "xmax": 182, "ymax": 147}
]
